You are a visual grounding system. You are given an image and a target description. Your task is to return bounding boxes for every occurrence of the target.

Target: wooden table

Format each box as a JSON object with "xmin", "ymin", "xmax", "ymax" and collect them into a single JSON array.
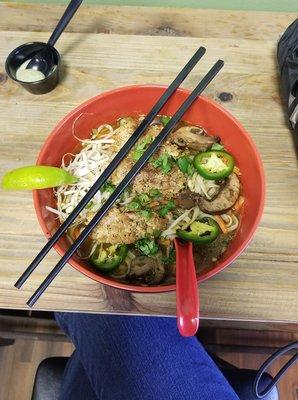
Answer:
[{"xmin": 0, "ymin": 3, "xmax": 297, "ymax": 328}]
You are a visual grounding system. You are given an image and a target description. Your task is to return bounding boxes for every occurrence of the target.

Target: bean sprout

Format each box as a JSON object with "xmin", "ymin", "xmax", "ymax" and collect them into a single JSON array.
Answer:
[
  {"xmin": 161, "ymin": 206, "xmax": 204, "ymax": 239},
  {"xmin": 49, "ymin": 123, "xmax": 117, "ymax": 223}
]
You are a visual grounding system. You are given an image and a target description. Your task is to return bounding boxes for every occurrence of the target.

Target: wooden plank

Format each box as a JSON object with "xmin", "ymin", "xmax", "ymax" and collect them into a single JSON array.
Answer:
[
  {"xmin": 0, "ymin": 315, "xmax": 65, "ymax": 336},
  {"xmin": 0, "ymin": 3, "xmax": 296, "ymax": 40},
  {"xmin": 0, "ymin": 10, "xmax": 297, "ymax": 325},
  {"xmin": 0, "ymin": 338, "xmax": 73, "ymax": 400}
]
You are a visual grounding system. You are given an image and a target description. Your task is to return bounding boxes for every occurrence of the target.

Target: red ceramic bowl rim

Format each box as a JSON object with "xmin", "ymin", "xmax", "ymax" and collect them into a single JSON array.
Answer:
[{"xmin": 33, "ymin": 84, "xmax": 266, "ymax": 293}]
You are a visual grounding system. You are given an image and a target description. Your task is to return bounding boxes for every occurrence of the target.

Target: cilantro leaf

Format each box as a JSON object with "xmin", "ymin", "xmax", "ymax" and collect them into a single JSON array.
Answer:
[
  {"xmin": 187, "ymin": 163, "xmax": 195, "ymax": 176},
  {"xmin": 126, "ymin": 201, "xmax": 141, "ymax": 211},
  {"xmin": 137, "ymin": 193, "xmax": 150, "ymax": 205},
  {"xmin": 149, "ymin": 188, "xmax": 162, "ymax": 199},
  {"xmin": 135, "ymin": 238, "xmax": 159, "ymax": 256},
  {"xmin": 151, "ymin": 153, "xmax": 175, "ymax": 174},
  {"xmin": 158, "ymin": 200, "xmax": 176, "ymax": 217},
  {"xmin": 177, "ymin": 156, "xmax": 195, "ymax": 176},
  {"xmin": 138, "ymin": 209, "xmax": 153, "ymax": 219},
  {"xmin": 126, "ymin": 194, "xmax": 152, "ymax": 218},
  {"xmin": 161, "ymin": 116, "xmax": 171, "ymax": 126},
  {"xmin": 102, "ymin": 181, "xmax": 116, "ymax": 194},
  {"xmin": 132, "ymin": 135, "xmax": 153, "ymax": 161},
  {"xmin": 177, "ymin": 156, "xmax": 190, "ymax": 174}
]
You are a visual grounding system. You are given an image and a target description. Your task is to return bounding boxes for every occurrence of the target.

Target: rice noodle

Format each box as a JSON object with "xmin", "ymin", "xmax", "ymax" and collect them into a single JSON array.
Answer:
[
  {"xmin": 187, "ymin": 172, "xmax": 220, "ymax": 200},
  {"xmin": 220, "ymin": 212, "xmax": 239, "ymax": 232},
  {"xmin": 220, "ymin": 213, "xmax": 233, "ymax": 226},
  {"xmin": 227, "ymin": 213, "xmax": 239, "ymax": 232}
]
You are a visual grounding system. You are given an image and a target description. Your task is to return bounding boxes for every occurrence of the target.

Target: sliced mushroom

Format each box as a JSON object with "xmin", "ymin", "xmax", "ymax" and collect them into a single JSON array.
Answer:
[
  {"xmin": 128, "ymin": 256, "xmax": 165, "ymax": 285},
  {"xmin": 175, "ymin": 178, "xmax": 227, "ymax": 209},
  {"xmin": 198, "ymin": 173, "xmax": 240, "ymax": 213},
  {"xmin": 169, "ymin": 126, "xmax": 219, "ymax": 151},
  {"xmin": 175, "ymin": 189, "xmax": 197, "ymax": 209}
]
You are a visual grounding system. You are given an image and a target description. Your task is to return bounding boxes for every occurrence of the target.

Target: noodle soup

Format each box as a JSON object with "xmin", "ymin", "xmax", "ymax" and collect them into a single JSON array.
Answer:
[{"xmin": 48, "ymin": 116, "xmax": 244, "ymax": 286}]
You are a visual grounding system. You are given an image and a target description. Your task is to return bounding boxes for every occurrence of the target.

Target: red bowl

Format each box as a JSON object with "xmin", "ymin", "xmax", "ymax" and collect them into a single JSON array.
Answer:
[{"xmin": 33, "ymin": 85, "xmax": 265, "ymax": 293}]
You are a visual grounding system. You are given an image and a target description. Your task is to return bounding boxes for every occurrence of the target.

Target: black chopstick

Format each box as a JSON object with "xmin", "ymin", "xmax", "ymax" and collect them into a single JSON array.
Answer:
[
  {"xmin": 15, "ymin": 46, "xmax": 206, "ymax": 290},
  {"xmin": 26, "ymin": 59, "xmax": 224, "ymax": 307}
]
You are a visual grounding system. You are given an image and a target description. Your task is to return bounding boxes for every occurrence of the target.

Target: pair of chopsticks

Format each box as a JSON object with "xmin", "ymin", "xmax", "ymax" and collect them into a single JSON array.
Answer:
[{"xmin": 15, "ymin": 46, "xmax": 224, "ymax": 307}]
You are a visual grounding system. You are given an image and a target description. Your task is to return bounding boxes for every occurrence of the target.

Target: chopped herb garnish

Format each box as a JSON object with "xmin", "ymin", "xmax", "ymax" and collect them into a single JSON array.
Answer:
[
  {"xmin": 135, "ymin": 237, "xmax": 159, "ymax": 256},
  {"xmin": 149, "ymin": 188, "xmax": 162, "ymax": 199},
  {"xmin": 137, "ymin": 193, "xmax": 150, "ymax": 205},
  {"xmin": 132, "ymin": 135, "xmax": 153, "ymax": 161},
  {"xmin": 161, "ymin": 116, "xmax": 171, "ymax": 126},
  {"xmin": 151, "ymin": 153, "xmax": 175, "ymax": 174},
  {"xmin": 86, "ymin": 201, "xmax": 94, "ymax": 209},
  {"xmin": 211, "ymin": 143, "xmax": 224, "ymax": 151},
  {"xmin": 177, "ymin": 156, "xmax": 195, "ymax": 176},
  {"xmin": 138, "ymin": 209, "xmax": 153, "ymax": 219},
  {"xmin": 158, "ymin": 199, "xmax": 175, "ymax": 217},
  {"xmin": 102, "ymin": 181, "xmax": 116, "ymax": 194},
  {"xmin": 177, "ymin": 156, "xmax": 190, "ymax": 174},
  {"xmin": 177, "ymin": 156, "xmax": 188, "ymax": 174},
  {"xmin": 187, "ymin": 163, "xmax": 195, "ymax": 176},
  {"xmin": 126, "ymin": 201, "xmax": 141, "ymax": 211},
  {"xmin": 126, "ymin": 194, "xmax": 152, "ymax": 217}
]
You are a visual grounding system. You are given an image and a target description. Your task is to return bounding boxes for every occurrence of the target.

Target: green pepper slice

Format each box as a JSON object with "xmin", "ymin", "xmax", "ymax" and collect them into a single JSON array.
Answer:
[
  {"xmin": 90, "ymin": 244, "xmax": 128, "ymax": 273},
  {"xmin": 176, "ymin": 217, "xmax": 220, "ymax": 244},
  {"xmin": 194, "ymin": 150, "xmax": 234, "ymax": 180}
]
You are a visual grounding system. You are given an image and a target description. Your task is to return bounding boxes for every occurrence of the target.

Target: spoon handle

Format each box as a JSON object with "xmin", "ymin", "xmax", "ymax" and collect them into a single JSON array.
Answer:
[
  {"xmin": 174, "ymin": 239, "xmax": 199, "ymax": 337},
  {"xmin": 48, "ymin": 0, "xmax": 83, "ymax": 47}
]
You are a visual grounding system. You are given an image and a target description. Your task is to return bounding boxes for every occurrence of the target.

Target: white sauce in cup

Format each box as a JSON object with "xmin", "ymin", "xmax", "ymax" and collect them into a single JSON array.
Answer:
[{"xmin": 16, "ymin": 59, "xmax": 46, "ymax": 82}]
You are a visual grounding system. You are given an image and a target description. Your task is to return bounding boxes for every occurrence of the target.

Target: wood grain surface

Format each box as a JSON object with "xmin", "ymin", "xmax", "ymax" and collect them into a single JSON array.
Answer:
[
  {"xmin": 0, "ymin": 3, "xmax": 295, "ymax": 40},
  {"xmin": 0, "ymin": 3, "xmax": 297, "ymax": 325}
]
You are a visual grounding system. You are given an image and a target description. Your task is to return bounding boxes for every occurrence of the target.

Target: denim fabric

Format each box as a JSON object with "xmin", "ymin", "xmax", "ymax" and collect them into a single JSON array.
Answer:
[
  {"xmin": 58, "ymin": 350, "xmax": 98, "ymax": 399},
  {"xmin": 55, "ymin": 313, "xmax": 239, "ymax": 400}
]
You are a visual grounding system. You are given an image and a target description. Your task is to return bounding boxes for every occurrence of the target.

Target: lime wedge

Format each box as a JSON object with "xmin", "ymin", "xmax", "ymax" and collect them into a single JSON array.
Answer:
[{"xmin": 2, "ymin": 166, "xmax": 77, "ymax": 190}]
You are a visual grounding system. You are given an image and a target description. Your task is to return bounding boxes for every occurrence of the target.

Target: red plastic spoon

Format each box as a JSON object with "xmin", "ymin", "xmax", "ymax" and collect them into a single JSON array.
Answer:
[{"xmin": 174, "ymin": 238, "xmax": 199, "ymax": 336}]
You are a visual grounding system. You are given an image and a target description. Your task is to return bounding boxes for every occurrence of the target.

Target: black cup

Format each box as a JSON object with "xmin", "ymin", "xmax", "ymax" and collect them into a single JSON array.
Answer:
[{"xmin": 5, "ymin": 42, "xmax": 61, "ymax": 95}]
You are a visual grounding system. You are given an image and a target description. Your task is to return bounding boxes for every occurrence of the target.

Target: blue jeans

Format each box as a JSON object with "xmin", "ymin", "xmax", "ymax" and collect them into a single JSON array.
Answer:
[{"xmin": 55, "ymin": 313, "xmax": 239, "ymax": 400}]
